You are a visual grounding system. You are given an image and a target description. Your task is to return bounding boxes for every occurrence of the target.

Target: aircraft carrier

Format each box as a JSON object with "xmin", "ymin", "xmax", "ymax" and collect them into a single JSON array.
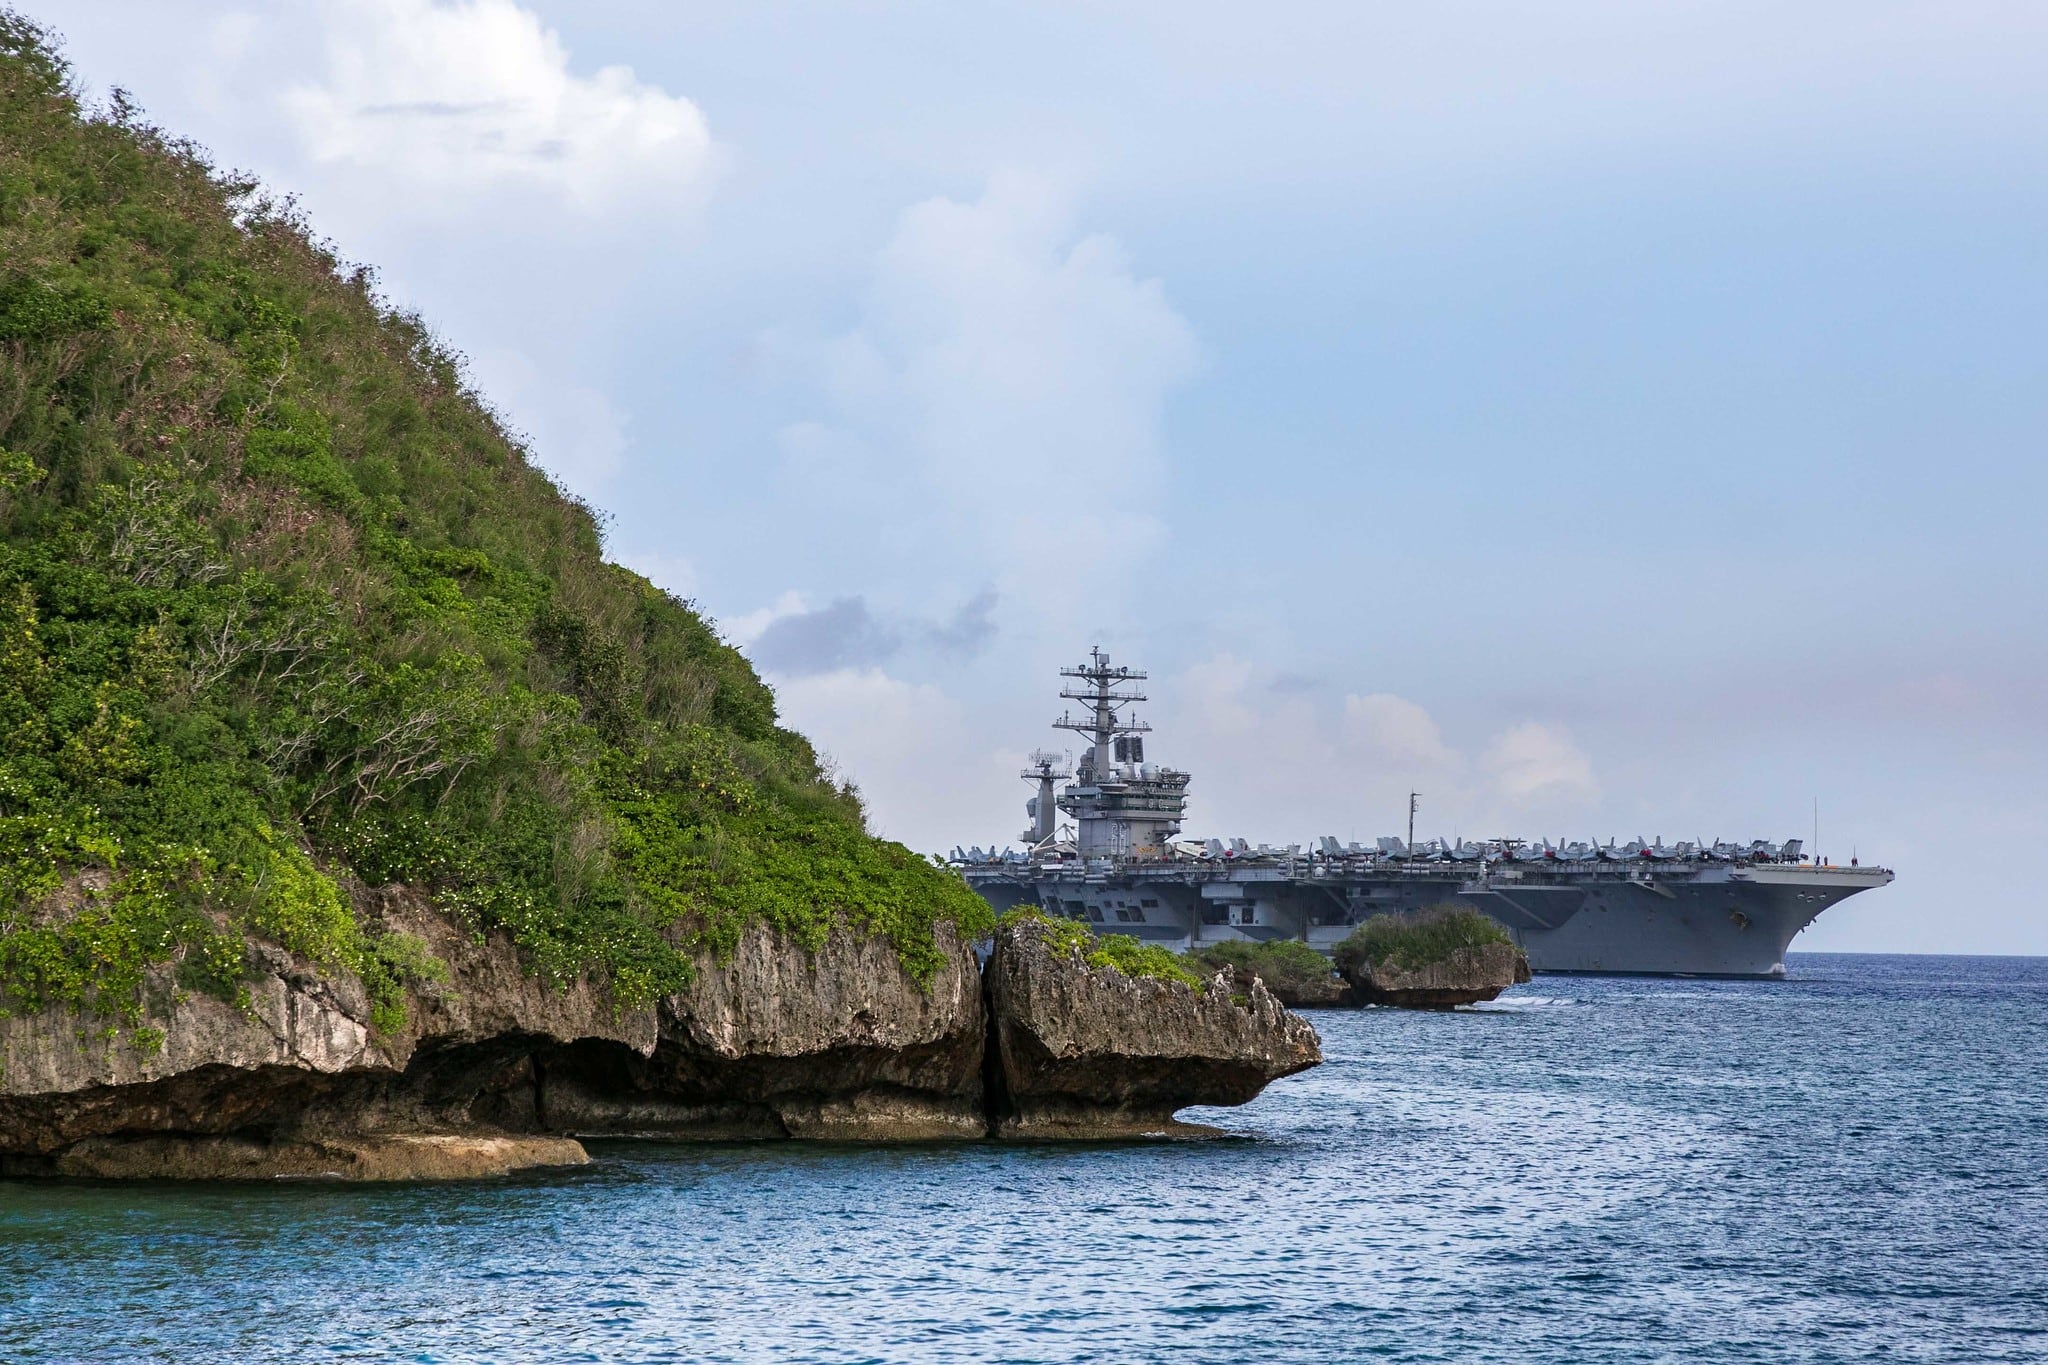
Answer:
[{"xmin": 953, "ymin": 649, "xmax": 1893, "ymax": 978}]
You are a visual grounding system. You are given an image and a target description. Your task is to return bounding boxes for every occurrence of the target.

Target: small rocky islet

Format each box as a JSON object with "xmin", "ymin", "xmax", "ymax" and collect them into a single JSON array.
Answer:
[{"xmin": 1191, "ymin": 906, "xmax": 1531, "ymax": 1010}]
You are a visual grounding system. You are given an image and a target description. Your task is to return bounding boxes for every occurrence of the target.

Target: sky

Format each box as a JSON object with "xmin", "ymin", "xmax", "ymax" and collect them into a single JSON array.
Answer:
[{"xmin": 47, "ymin": 0, "xmax": 2048, "ymax": 953}]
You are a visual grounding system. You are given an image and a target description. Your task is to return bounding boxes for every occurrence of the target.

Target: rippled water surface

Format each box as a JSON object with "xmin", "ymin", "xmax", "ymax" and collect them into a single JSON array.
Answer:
[{"xmin": 3, "ymin": 953, "xmax": 2044, "ymax": 1363}]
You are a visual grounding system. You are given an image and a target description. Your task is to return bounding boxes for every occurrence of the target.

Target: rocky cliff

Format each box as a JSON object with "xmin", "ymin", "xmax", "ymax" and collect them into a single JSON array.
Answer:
[
  {"xmin": 1, "ymin": 907, "xmax": 1321, "ymax": 1176},
  {"xmin": 0, "ymin": 888, "xmax": 654, "ymax": 1177},
  {"xmin": 0, "ymin": 900, "xmax": 985, "ymax": 1175}
]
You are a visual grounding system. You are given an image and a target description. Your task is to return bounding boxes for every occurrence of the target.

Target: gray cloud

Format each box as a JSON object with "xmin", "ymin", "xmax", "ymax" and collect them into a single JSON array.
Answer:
[
  {"xmin": 927, "ymin": 588, "xmax": 998, "ymax": 660},
  {"xmin": 749, "ymin": 597, "xmax": 902, "ymax": 676},
  {"xmin": 749, "ymin": 590, "xmax": 1000, "ymax": 676}
]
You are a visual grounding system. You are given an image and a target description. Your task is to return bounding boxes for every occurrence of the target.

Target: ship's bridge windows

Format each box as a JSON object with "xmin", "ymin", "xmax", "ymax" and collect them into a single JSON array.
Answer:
[
  {"xmin": 1087, "ymin": 908, "xmax": 1103, "ymax": 922},
  {"xmin": 1115, "ymin": 909, "xmax": 1131, "ymax": 922},
  {"xmin": 1129, "ymin": 908, "xmax": 1146, "ymax": 923},
  {"xmin": 1140, "ymin": 899, "xmax": 1159, "ymax": 908}
]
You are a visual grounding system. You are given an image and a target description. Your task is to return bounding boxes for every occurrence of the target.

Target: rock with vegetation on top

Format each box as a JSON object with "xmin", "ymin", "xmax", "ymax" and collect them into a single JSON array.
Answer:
[
  {"xmin": 1185, "ymin": 939, "xmax": 1353, "ymax": 1007},
  {"xmin": 0, "ymin": 885, "xmax": 654, "ymax": 1178},
  {"xmin": 1332, "ymin": 905, "xmax": 1531, "ymax": 1009},
  {"xmin": 0, "ymin": 894, "xmax": 991, "ymax": 1177},
  {"xmin": 985, "ymin": 913, "xmax": 1322, "ymax": 1138}
]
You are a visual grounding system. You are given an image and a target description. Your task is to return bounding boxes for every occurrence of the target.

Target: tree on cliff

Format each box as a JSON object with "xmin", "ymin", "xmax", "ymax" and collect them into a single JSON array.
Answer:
[{"xmin": 0, "ymin": 12, "xmax": 989, "ymax": 1043}]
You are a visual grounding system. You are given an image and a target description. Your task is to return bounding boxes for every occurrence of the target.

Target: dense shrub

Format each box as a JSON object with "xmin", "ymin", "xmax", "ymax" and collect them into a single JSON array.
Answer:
[
  {"xmin": 0, "ymin": 14, "xmax": 990, "ymax": 1046},
  {"xmin": 1331, "ymin": 904, "xmax": 1512, "ymax": 976}
]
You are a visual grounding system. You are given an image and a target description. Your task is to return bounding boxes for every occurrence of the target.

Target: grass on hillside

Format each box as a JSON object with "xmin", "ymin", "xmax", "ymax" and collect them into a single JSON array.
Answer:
[
  {"xmin": 0, "ymin": 13, "xmax": 990, "ymax": 1044},
  {"xmin": 1331, "ymin": 905, "xmax": 1513, "ymax": 976}
]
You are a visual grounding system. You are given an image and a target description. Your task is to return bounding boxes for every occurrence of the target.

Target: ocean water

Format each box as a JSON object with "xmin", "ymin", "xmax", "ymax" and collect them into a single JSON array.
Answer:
[{"xmin": 2, "ymin": 952, "xmax": 2043, "ymax": 1364}]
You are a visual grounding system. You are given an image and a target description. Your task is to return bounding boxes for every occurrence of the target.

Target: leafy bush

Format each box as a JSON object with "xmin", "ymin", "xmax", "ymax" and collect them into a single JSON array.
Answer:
[
  {"xmin": 1186, "ymin": 938, "xmax": 1339, "ymax": 995},
  {"xmin": 1332, "ymin": 904, "xmax": 1513, "ymax": 975},
  {"xmin": 1088, "ymin": 934, "xmax": 1204, "ymax": 992},
  {"xmin": 358, "ymin": 931, "xmax": 449, "ymax": 1036},
  {"xmin": 0, "ymin": 16, "xmax": 988, "ymax": 1045}
]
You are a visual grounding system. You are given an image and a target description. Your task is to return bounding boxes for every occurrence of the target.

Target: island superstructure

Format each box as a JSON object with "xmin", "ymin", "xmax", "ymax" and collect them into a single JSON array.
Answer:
[{"xmin": 954, "ymin": 648, "xmax": 1893, "ymax": 978}]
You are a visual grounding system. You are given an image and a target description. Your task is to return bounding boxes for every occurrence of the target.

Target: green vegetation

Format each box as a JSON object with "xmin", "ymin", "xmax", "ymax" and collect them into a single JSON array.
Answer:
[
  {"xmin": 1186, "ymin": 939, "xmax": 1340, "ymax": 996},
  {"xmin": 1001, "ymin": 908, "xmax": 1204, "ymax": 992},
  {"xmin": 0, "ymin": 15, "xmax": 991, "ymax": 1043},
  {"xmin": 1331, "ymin": 904, "xmax": 1513, "ymax": 976}
]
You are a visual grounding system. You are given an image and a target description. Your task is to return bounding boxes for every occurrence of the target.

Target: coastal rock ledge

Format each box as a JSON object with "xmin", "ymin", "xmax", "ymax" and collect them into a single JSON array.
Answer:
[
  {"xmin": 0, "ymin": 906, "xmax": 1321, "ymax": 1178},
  {"xmin": 986, "ymin": 917, "xmax": 1323, "ymax": 1138}
]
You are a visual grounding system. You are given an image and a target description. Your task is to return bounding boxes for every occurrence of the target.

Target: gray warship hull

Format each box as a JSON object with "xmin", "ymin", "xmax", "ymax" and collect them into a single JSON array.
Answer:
[{"xmin": 960, "ymin": 860, "xmax": 1894, "ymax": 978}]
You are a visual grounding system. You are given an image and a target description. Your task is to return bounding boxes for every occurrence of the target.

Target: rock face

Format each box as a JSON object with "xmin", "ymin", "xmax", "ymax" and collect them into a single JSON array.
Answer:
[
  {"xmin": 1339, "ymin": 942, "xmax": 1532, "ymax": 1010},
  {"xmin": 539, "ymin": 920, "xmax": 986, "ymax": 1142},
  {"xmin": 0, "ymin": 887, "xmax": 652, "ymax": 1179},
  {"xmin": 1, "ymin": 899, "xmax": 1323, "ymax": 1177},
  {"xmin": 985, "ymin": 918, "xmax": 1322, "ymax": 1138},
  {"xmin": 0, "ymin": 896, "xmax": 988, "ymax": 1177}
]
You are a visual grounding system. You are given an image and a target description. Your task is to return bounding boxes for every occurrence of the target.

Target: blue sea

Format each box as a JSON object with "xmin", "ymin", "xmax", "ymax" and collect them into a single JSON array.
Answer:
[{"xmin": 2, "ymin": 953, "xmax": 2043, "ymax": 1363}]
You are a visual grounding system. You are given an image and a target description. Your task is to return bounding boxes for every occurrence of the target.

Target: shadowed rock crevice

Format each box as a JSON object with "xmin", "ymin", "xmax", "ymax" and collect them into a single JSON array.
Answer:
[
  {"xmin": 534, "ymin": 1034, "xmax": 987, "ymax": 1141},
  {"xmin": 978, "ymin": 954, "xmax": 1016, "ymax": 1134}
]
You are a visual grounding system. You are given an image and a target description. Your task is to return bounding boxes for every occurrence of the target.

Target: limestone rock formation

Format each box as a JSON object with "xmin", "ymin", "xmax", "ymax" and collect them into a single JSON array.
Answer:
[
  {"xmin": 0, "ymin": 887, "xmax": 654, "ymax": 1179},
  {"xmin": 0, "ymin": 898, "xmax": 992, "ymax": 1177},
  {"xmin": 0, "ymin": 902, "xmax": 1328, "ymax": 1176},
  {"xmin": 539, "ymin": 920, "xmax": 987, "ymax": 1141},
  {"xmin": 1339, "ymin": 941, "xmax": 1532, "ymax": 1010},
  {"xmin": 985, "ymin": 917, "xmax": 1323, "ymax": 1138}
]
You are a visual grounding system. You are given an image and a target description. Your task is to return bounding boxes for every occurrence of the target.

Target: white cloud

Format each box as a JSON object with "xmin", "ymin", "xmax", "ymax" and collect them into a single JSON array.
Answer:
[
  {"xmin": 1342, "ymin": 693, "xmax": 1457, "ymax": 770},
  {"xmin": 716, "ymin": 587, "xmax": 1002, "ymax": 677},
  {"xmin": 767, "ymin": 668, "xmax": 1019, "ymax": 850},
  {"xmin": 1160, "ymin": 655, "xmax": 1431, "ymax": 840},
  {"xmin": 719, "ymin": 590, "xmax": 809, "ymax": 648},
  {"xmin": 779, "ymin": 171, "xmax": 1198, "ymax": 621},
  {"xmin": 467, "ymin": 347, "xmax": 627, "ymax": 500},
  {"xmin": 282, "ymin": 0, "xmax": 715, "ymax": 210},
  {"xmin": 1154, "ymin": 655, "xmax": 1599, "ymax": 842},
  {"xmin": 1483, "ymin": 721, "xmax": 1599, "ymax": 805}
]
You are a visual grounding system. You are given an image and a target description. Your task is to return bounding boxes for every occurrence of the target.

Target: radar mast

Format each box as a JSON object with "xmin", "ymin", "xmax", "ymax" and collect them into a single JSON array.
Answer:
[{"xmin": 1051, "ymin": 646, "xmax": 1189, "ymax": 858}]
